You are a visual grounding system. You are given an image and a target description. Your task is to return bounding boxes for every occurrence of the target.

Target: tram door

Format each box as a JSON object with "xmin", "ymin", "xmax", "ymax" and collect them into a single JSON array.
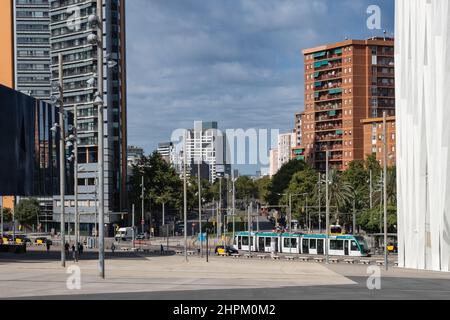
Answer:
[
  {"xmin": 344, "ymin": 240, "xmax": 349, "ymax": 256},
  {"xmin": 302, "ymin": 239, "xmax": 309, "ymax": 254},
  {"xmin": 317, "ymin": 239, "xmax": 324, "ymax": 255},
  {"xmin": 272, "ymin": 238, "xmax": 279, "ymax": 253},
  {"xmin": 238, "ymin": 236, "xmax": 242, "ymax": 250},
  {"xmin": 259, "ymin": 237, "xmax": 265, "ymax": 252}
]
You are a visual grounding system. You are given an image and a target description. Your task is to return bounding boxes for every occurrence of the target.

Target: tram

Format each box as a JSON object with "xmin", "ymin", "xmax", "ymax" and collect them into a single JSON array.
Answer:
[{"xmin": 233, "ymin": 232, "xmax": 370, "ymax": 257}]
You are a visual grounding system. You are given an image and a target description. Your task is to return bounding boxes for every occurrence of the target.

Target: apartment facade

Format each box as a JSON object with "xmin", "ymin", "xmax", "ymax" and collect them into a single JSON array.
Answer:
[
  {"xmin": 362, "ymin": 116, "xmax": 396, "ymax": 167},
  {"xmin": 15, "ymin": 0, "xmax": 52, "ymax": 101},
  {"xmin": 49, "ymin": 0, "xmax": 128, "ymax": 233},
  {"xmin": 157, "ymin": 142, "xmax": 175, "ymax": 164},
  {"xmin": 269, "ymin": 149, "xmax": 279, "ymax": 177},
  {"xmin": 301, "ymin": 38, "xmax": 395, "ymax": 171},
  {"xmin": 181, "ymin": 121, "xmax": 230, "ymax": 183},
  {"xmin": 277, "ymin": 132, "xmax": 296, "ymax": 170}
]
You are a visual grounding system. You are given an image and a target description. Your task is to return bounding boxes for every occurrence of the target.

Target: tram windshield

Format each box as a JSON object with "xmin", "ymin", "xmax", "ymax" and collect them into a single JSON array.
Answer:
[{"xmin": 355, "ymin": 236, "xmax": 369, "ymax": 253}]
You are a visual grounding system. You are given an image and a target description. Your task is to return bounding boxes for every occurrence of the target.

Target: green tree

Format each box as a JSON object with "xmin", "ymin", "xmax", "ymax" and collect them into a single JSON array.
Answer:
[
  {"xmin": 254, "ymin": 176, "xmax": 271, "ymax": 204},
  {"xmin": 321, "ymin": 169, "xmax": 354, "ymax": 225},
  {"xmin": 357, "ymin": 205, "xmax": 397, "ymax": 234},
  {"xmin": 1, "ymin": 207, "xmax": 12, "ymax": 223},
  {"xmin": 129, "ymin": 152, "xmax": 183, "ymax": 220},
  {"xmin": 15, "ymin": 198, "xmax": 40, "ymax": 226},
  {"xmin": 282, "ymin": 166, "xmax": 318, "ymax": 220},
  {"xmin": 268, "ymin": 160, "xmax": 307, "ymax": 205},
  {"xmin": 235, "ymin": 176, "xmax": 258, "ymax": 203}
]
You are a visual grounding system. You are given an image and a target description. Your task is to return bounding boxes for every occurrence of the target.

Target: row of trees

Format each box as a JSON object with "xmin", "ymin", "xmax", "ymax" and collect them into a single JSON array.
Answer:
[
  {"xmin": 128, "ymin": 152, "xmax": 397, "ymax": 234},
  {"xmin": 245, "ymin": 155, "xmax": 397, "ymax": 234}
]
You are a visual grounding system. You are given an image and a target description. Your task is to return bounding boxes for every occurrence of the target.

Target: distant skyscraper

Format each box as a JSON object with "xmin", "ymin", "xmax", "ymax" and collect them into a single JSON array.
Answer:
[
  {"xmin": 176, "ymin": 121, "xmax": 230, "ymax": 183},
  {"xmin": 157, "ymin": 142, "xmax": 175, "ymax": 164},
  {"xmin": 269, "ymin": 149, "xmax": 279, "ymax": 177},
  {"xmin": 277, "ymin": 132, "xmax": 296, "ymax": 170},
  {"xmin": 127, "ymin": 146, "xmax": 144, "ymax": 176}
]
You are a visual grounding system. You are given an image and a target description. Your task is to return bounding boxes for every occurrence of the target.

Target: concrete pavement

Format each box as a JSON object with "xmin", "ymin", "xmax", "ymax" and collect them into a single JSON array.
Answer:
[{"xmin": 1, "ymin": 250, "xmax": 450, "ymax": 300}]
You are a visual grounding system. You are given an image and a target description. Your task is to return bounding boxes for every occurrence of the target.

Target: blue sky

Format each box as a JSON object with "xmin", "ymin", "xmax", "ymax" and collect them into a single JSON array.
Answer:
[{"xmin": 126, "ymin": 0, "xmax": 395, "ymax": 174}]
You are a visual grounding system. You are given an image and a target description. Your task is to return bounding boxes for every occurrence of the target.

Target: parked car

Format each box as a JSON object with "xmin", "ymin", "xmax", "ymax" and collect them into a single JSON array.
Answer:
[
  {"xmin": 35, "ymin": 237, "xmax": 52, "ymax": 245},
  {"xmin": 214, "ymin": 245, "xmax": 238, "ymax": 256},
  {"xmin": 136, "ymin": 233, "xmax": 147, "ymax": 240}
]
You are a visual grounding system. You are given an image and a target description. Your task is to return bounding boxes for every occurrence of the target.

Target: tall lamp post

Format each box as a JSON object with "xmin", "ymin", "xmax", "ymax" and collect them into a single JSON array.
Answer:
[
  {"xmin": 325, "ymin": 150, "xmax": 330, "ymax": 264},
  {"xmin": 87, "ymin": 1, "xmax": 105, "ymax": 278},
  {"xmin": 197, "ymin": 159, "xmax": 203, "ymax": 257},
  {"xmin": 51, "ymin": 53, "xmax": 66, "ymax": 268},
  {"xmin": 183, "ymin": 130, "xmax": 188, "ymax": 262},
  {"xmin": 383, "ymin": 111, "xmax": 388, "ymax": 271}
]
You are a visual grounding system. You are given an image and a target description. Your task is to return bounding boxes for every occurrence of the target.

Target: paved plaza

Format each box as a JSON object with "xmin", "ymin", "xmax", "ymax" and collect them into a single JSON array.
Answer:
[{"xmin": 1, "ymin": 249, "xmax": 450, "ymax": 300}]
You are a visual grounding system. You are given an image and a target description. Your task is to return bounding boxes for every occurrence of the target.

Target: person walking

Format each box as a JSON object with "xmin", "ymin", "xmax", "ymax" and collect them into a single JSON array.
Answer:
[
  {"xmin": 46, "ymin": 240, "xmax": 51, "ymax": 253},
  {"xmin": 160, "ymin": 244, "xmax": 164, "ymax": 256},
  {"xmin": 65, "ymin": 242, "xmax": 70, "ymax": 256},
  {"xmin": 72, "ymin": 244, "xmax": 77, "ymax": 262},
  {"xmin": 111, "ymin": 242, "xmax": 116, "ymax": 255}
]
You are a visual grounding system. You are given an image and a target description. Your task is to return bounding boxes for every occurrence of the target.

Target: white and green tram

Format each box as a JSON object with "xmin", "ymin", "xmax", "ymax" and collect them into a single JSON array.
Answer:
[{"xmin": 234, "ymin": 232, "xmax": 370, "ymax": 257}]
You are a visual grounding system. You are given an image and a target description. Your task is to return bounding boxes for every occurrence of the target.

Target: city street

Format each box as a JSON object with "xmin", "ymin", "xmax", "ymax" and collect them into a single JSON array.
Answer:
[{"xmin": 1, "ymin": 249, "xmax": 450, "ymax": 300}]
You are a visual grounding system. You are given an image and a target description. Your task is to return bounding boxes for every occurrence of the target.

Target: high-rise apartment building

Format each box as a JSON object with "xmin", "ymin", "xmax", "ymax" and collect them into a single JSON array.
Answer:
[
  {"xmin": 49, "ymin": 0, "xmax": 128, "ymax": 233},
  {"xmin": 176, "ymin": 121, "xmax": 230, "ymax": 183},
  {"xmin": 277, "ymin": 132, "xmax": 296, "ymax": 170},
  {"xmin": 301, "ymin": 38, "xmax": 395, "ymax": 171},
  {"xmin": 269, "ymin": 149, "xmax": 279, "ymax": 177},
  {"xmin": 362, "ymin": 116, "xmax": 396, "ymax": 167},
  {"xmin": 15, "ymin": 0, "xmax": 51, "ymax": 100},
  {"xmin": 157, "ymin": 142, "xmax": 175, "ymax": 164}
]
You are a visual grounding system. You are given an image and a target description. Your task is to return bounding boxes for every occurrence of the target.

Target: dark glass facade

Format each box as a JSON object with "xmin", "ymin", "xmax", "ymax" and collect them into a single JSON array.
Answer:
[{"xmin": 0, "ymin": 84, "xmax": 71, "ymax": 196}]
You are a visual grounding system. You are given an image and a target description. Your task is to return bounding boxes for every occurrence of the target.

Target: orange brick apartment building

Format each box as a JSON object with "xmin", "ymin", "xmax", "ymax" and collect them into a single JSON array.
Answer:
[{"xmin": 300, "ymin": 38, "xmax": 395, "ymax": 171}]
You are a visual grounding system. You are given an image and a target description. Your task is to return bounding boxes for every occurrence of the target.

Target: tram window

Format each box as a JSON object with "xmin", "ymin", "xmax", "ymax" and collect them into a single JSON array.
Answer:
[
  {"xmin": 330, "ymin": 240, "xmax": 344, "ymax": 250},
  {"xmin": 310, "ymin": 239, "xmax": 317, "ymax": 249},
  {"xmin": 351, "ymin": 241, "xmax": 358, "ymax": 251},
  {"xmin": 284, "ymin": 238, "xmax": 290, "ymax": 247},
  {"xmin": 291, "ymin": 238, "xmax": 297, "ymax": 247},
  {"xmin": 265, "ymin": 238, "xmax": 271, "ymax": 247},
  {"xmin": 242, "ymin": 237, "xmax": 249, "ymax": 246}
]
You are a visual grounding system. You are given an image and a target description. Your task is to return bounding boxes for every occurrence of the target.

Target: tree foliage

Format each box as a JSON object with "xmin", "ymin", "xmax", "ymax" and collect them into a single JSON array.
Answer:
[{"xmin": 15, "ymin": 198, "xmax": 40, "ymax": 226}]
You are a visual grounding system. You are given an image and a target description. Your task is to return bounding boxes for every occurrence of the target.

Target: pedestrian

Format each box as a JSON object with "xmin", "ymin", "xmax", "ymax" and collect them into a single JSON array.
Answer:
[
  {"xmin": 65, "ymin": 242, "xmax": 70, "ymax": 255},
  {"xmin": 72, "ymin": 244, "xmax": 77, "ymax": 262},
  {"xmin": 78, "ymin": 242, "xmax": 84, "ymax": 256},
  {"xmin": 46, "ymin": 240, "xmax": 51, "ymax": 253},
  {"xmin": 111, "ymin": 242, "xmax": 115, "ymax": 255},
  {"xmin": 160, "ymin": 244, "xmax": 164, "ymax": 256}
]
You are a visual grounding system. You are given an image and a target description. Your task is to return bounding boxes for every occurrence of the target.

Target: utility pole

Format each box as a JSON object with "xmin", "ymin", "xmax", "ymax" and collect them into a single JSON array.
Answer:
[
  {"xmin": 353, "ymin": 199, "xmax": 356, "ymax": 235},
  {"xmin": 289, "ymin": 194, "xmax": 292, "ymax": 253},
  {"xmin": 141, "ymin": 175, "xmax": 144, "ymax": 234},
  {"xmin": 183, "ymin": 130, "xmax": 188, "ymax": 262},
  {"xmin": 318, "ymin": 173, "xmax": 322, "ymax": 233},
  {"xmin": 248, "ymin": 202, "xmax": 252, "ymax": 257},
  {"xmin": 94, "ymin": 0, "xmax": 105, "ymax": 279},
  {"xmin": 58, "ymin": 53, "xmax": 66, "ymax": 268},
  {"xmin": 132, "ymin": 204, "xmax": 135, "ymax": 251},
  {"xmin": 306, "ymin": 195, "xmax": 310, "ymax": 233},
  {"xmin": 369, "ymin": 170, "xmax": 373, "ymax": 209},
  {"xmin": 232, "ymin": 176, "xmax": 236, "ymax": 242},
  {"xmin": 1, "ymin": 197, "xmax": 3, "ymax": 237},
  {"xmin": 383, "ymin": 111, "xmax": 388, "ymax": 271},
  {"xmin": 74, "ymin": 104, "xmax": 79, "ymax": 261},
  {"xmin": 219, "ymin": 177, "xmax": 222, "ymax": 236},
  {"xmin": 325, "ymin": 150, "xmax": 330, "ymax": 264},
  {"xmin": 198, "ymin": 160, "xmax": 203, "ymax": 257}
]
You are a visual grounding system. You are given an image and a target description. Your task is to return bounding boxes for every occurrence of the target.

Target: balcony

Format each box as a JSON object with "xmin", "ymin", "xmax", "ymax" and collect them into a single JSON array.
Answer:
[
  {"xmin": 314, "ymin": 80, "xmax": 342, "ymax": 92},
  {"xmin": 314, "ymin": 70, "xmax": 342, "ymax": 82},
  {"xmin": 315, "ymin": 102, "xmax": 342, "ymax": 113},
  {"xmin": 316, "ymin": 131, "xmax": 344, "ymax": 142},
  {"xmin": 314, "ymin": 60, "xmax": 342, "ymax": 72}
]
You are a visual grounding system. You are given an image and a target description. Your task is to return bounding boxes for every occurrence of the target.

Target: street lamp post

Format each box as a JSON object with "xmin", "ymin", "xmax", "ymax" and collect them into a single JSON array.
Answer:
[
  {"xmin": 318, "ymin": 173, "xmax": 322, "ymax": 233},
  {"xmin": 325, "ymin": 150, "xmax": 330, "ymax": 265},
  {"xmin": 383, "ymin": 111, "xmax": 388, "ymax": 271},
  {"xmin": 73, "ymin": 104, "xmax": 79, "ymax": 261},
  {"xmin": 248, "ymin": 202, "xmax": 252, "ymax": 257},
  {"xmin": 132, "ymin": 204, "xmax": 135, "ymax": 251},
  {"xmin": 232, "ymin": 176, "xmax": 236, "ymax": 243},
  {"xmin": 198, "ymin": 160, "xmax": 203, "ymax": 257},
  {"xmin": 57, "ymin": 53, "xmax": 66, "ymax": 268},
  {"xmin": 141, "ymin": 175, "xmax": 145, "ymax": 234},
  {"xmin": 183, "ymin": 130, "xmax": 188, "ymax": 262}
]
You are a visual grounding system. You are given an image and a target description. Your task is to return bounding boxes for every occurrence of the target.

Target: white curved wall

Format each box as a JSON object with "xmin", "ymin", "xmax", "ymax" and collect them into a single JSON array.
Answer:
[{"xmin": 396, "ymin": 0, "xmax": 450, "ymax": 271}]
